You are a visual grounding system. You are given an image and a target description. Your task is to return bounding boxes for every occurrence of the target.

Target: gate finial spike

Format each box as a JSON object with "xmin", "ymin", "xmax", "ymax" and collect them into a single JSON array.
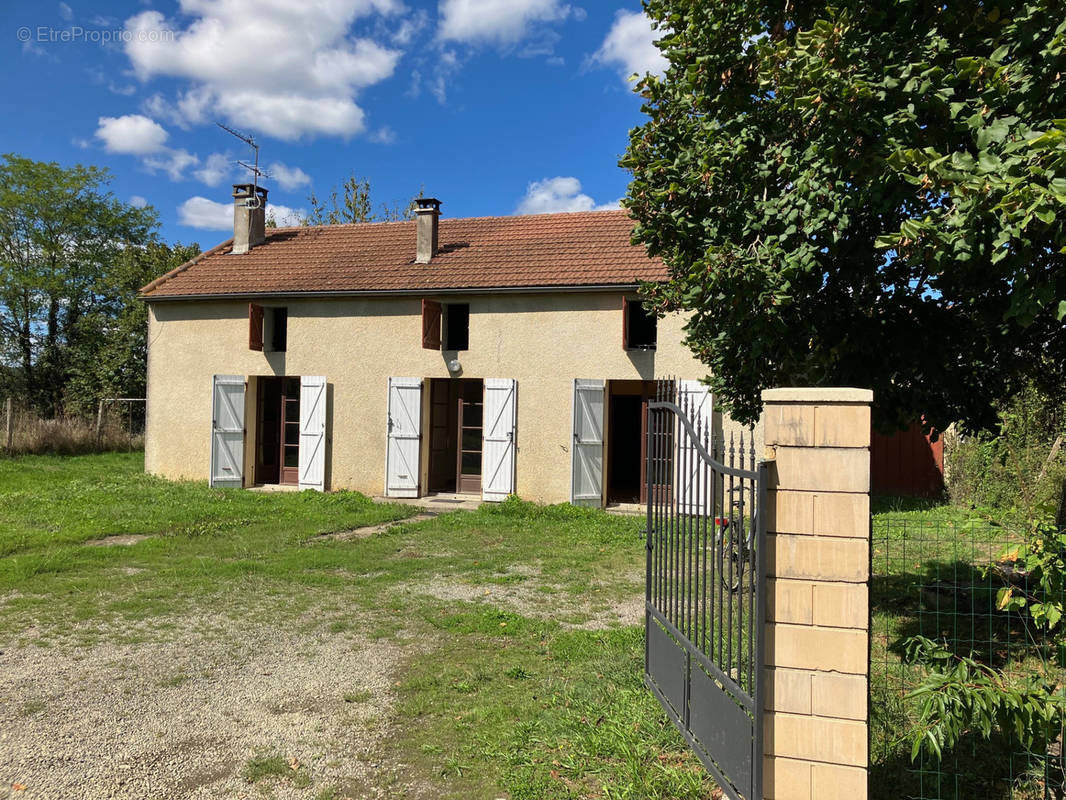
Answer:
[
  {"xmin": 749, "ymin": 425, "xmax": 756, "ymax": 469},
  {"xmin": 729, "ymin": 430, "xmax": 735, "ymax": 467}
]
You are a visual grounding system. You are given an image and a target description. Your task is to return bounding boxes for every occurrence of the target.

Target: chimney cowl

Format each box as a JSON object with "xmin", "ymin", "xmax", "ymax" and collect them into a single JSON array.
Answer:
[
  {"xmin": 415, "ymin": 197, "xmax": 441, "ymax": 264},
  {"xmin": 231, "ymin": 183, "xmax": 269, "ymax": 255}
]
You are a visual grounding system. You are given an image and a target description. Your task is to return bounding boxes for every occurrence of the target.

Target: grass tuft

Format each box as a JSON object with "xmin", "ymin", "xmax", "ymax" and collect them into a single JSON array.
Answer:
[{"xmin": 242, "ymin": 754, "xmax": 310, "ymax": 787}]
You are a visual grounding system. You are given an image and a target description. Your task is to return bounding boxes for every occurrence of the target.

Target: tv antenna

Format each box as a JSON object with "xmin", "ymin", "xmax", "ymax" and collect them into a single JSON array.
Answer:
[{"xmin": 216, "ymin": 122, "xmax": 269, "ymax": 198}]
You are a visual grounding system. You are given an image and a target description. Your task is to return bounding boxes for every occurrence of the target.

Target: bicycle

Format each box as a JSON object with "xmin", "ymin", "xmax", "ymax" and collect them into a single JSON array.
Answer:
[{"xmin": 712, "ymin": 489, "xmax": 756, "ymax": 593}]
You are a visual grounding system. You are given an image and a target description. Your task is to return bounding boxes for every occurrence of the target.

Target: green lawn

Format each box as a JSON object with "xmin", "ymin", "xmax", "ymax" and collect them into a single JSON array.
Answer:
[
  {"xmin": 12, "ymin": 453, "xmax": 1043, "ymax": 799},
  {"xmin": 0, "ymin": 452, "xmax": 714, "ymax": 799}
]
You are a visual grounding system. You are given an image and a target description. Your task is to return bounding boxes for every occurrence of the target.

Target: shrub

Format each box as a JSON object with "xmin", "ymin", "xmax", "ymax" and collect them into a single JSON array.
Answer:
[{"xmin": 946, "ymin": 383, "xmax": 1065, "ymax": 519}]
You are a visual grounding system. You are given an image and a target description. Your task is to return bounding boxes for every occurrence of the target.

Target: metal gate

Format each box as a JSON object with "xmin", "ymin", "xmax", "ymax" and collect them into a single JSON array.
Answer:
[{"xmin": 644, "ymin": 380, "xmax": 767, "ymax": 800}]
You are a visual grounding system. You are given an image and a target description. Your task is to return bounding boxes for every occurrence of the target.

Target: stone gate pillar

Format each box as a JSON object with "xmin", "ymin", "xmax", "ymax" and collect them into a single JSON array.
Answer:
[{"xmin": 760, "ymin": 388, "xmax": 872, "ymax": 800}]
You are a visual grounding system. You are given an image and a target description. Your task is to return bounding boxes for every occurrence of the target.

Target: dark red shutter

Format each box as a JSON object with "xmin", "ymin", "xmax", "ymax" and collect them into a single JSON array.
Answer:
[
  {"xmin": 249, "ymin": 303, "xmax": 264, "ymax": 351},
  {"xmin": 422, "ymin": 299, "xmax": 442, "ymax": 350},
  {"xmin": 622, "ymin": 296, "xmax": 630, "ymax": 350}
]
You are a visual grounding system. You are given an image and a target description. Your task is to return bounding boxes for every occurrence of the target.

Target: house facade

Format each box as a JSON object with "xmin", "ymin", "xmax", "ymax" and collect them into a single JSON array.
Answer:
[{"xmin": 141, "ymin": 186, "xmax": 751, "ymax": 506}]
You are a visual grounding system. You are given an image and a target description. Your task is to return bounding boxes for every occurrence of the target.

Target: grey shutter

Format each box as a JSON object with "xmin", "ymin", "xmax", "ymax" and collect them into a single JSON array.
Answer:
[
  {"xmin": 386, "ymin": 377, "xmax": 422, "ymax": 498},
  {"xmin": 571, "ymin": 379, "xmax": 604, "ymax": 507},
  {"xmin": 482, "ymin": 378, "xmax": 517, "ymax": 502},
  {"xmin": 210, "ymin": 374, "xmax": 245, "ymax": 488},
  {"xmin": 298, "ymin": 375, "xmax": 327, "ymax": 491}
]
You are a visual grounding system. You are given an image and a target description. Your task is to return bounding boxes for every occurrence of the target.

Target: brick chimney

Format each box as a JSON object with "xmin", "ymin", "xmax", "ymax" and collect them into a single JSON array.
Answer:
[
  {"xmin": 415, "ymin": 197, "xmax": 441, "ymax": 264},
  {"xmin": 231, "ymin": 183, "xmax": 268, "ymax": 255}
]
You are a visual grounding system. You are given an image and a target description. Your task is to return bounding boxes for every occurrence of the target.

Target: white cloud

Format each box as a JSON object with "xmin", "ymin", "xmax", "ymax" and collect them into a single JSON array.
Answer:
[
  {"xmin": 95, "ymin": 114, "xmax": 169, "ymax": 154},
  {"xmin": 179, "ymin": 195, "xmax": 306, "ymax": 230},
  {"xmin": 194, "ymin": 152, "xmax": 233, "ymax": 187},
  {"xmin": 392, "ymin": 9, "xmax": 428, "ymax": 45},
  {"xmin": 367, "ymin": 126, "xmax": 396, "ymax": 144},
  {"xmin": 129, "ymin": 195, "xmax": 148, "ymax": 208},
  {"xmin": 267, "ymin": 162, "xmax": 312, "ymax": 191},
  {"xmin": 438, "ymin": 0, "xmax": 571, "ymax": 44},
  {"xmin": 144, "ymin": 148, "xmax": 199, "ymax": 180},
  {"xmin": 92, "ymin": 113, "xmax": 204, "ymax": 181},
  {"xmin": 593, "ymin": 10, "xmax": 668, "ymax": 81},
  {"xmin": 266, "ymin": 204, "xmax": 306, "ymax": 227},
  {"xmin": 123, "ymin": 1, "xmax": 404, "ymax": 140},
  {"xmin": 178, "ymin": 196, "xmax": 232, "ymax": 230},
  {"xmin": 58, "ymin": 2, "xmax": 73, "ymax": 21},
  {"xmin": 432, "ymin": 49, "xmax": 460, "ymax": 103},
  {"xmin": 515, "ymin": 177, "xmax": 620, "ymax": 215}
]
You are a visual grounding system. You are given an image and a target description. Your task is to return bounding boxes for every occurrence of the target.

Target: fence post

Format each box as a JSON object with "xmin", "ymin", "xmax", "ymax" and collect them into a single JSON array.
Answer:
[
  {"xmin": 760, "ymin": 387, "xmax": 872, "ymax": 800},
  {"xmin": 95, "ymin": 399, "xmax": 104, "ymax": 448},
  {"xmin": 4, "ymin": 397, "xmax": 11, "ymax": 451}
]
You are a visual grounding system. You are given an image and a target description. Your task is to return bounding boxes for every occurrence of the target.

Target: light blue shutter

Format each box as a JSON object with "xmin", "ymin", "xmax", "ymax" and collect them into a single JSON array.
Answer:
[
  {"xmin": 571, "ymin": 379, "xmax": 604, "ymax": 507},
  {"xmin": 386, "ymin": 377, "xmax": 422, "ymax": 498},
  {"xmin": 482, "ymin": 378, "xmax": 517, "ymax": 502},
  {"xmin": 210, "ymin": 375, "xmax": 245, "ymax": 488},
  {"xmin": 298, "ymin": 375, "xmax": 327, "ymax": 491}
]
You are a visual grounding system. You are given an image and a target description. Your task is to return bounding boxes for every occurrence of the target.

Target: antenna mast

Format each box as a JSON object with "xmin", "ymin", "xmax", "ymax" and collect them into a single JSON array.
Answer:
[{"xmin": 216, "ymin": 122, "xmax": 270, "ymax": 198}]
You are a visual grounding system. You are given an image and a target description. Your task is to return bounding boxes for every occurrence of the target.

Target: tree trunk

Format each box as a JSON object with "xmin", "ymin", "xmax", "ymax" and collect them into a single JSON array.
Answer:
[
  {"xmin": 43, "ymin": 296, "xmax": 61, "ymax": 416},
  {"xmin": 16, "ymin": 289, "xmax": 33, "ymax": 401}
]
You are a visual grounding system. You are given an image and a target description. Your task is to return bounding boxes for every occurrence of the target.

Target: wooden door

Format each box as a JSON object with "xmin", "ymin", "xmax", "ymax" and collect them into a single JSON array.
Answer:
[
  {"xmin": 456, "ymin": 382, "xmax": 483, "ymax": 494},
  {"xmin": 428, "ymin": 379, "xmax": 458, "ymax": 493},
  {"xmin": 279, "ymin": 377, "xmax": 300, "ymax": 485},
  {"xmin": 642, "ymin": 381, "xmax": 675, "ymax": 506},
  {"xmin": 255, "ymin": 377, "xmax": 281, "ymax": 485},
  {"xmin": 639, "ymin": 384, "xmax": 673, "ymax": 507}
]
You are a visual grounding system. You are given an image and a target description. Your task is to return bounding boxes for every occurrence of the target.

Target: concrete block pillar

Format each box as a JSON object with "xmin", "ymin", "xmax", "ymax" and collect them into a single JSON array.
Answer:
[{"xmin": 760, "ymin": 388, "xmax": 872, "ymax": 800}]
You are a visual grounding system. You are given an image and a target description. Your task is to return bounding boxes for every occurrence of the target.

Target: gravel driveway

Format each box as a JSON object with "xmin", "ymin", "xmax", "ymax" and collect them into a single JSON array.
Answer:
[{"xmin": 0, "ymin": 618, "xmax": 407, "ymax": 800}]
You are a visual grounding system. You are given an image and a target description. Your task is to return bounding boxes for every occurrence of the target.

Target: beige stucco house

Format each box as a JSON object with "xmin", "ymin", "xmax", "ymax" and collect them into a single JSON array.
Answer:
[{"xmin": 141, "ymin": 185, "xmax": 735, "ymax": 506}]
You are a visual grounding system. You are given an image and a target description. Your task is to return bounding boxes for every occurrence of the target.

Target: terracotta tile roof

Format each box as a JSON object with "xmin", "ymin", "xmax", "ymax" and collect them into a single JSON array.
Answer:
[{"xmin": 141, "ymin": 210, "xmax": 666, "ymax": 299}]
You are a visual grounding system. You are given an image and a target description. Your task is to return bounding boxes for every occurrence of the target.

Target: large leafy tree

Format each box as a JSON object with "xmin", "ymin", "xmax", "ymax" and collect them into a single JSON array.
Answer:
[
  {"xmin": 623, "ymin": 2, "xmax": 1066, "ymax": 430},
  {"xmin": 65, "ymin": 240, "xmax": 200, "ymax": 415},
  {"xmin": 0, "ymin": 155, "xmax": 162, "ymax": 414}
]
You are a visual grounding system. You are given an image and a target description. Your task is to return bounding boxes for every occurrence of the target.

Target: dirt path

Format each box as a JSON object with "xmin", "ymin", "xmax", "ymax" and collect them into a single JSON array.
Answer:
[{"xmin": 0, "ymin": 620, "xmax": 408, "ymax": 800}]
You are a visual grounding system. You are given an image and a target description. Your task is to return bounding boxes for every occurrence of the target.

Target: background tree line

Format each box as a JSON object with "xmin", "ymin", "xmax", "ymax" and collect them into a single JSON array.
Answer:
[
  {"xmin": 0, "ymin": 154, "xmax": 199, "ymax": 418},
  {"xmin": 0, "ymin": 157, "xmax": 419, "ymax": 421}
]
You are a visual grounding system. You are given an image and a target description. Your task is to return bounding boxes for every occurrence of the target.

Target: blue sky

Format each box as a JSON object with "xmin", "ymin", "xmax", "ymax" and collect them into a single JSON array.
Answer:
[{"xmin": 0, "ymin": 0, "xmax": 665, "ymax": 248}]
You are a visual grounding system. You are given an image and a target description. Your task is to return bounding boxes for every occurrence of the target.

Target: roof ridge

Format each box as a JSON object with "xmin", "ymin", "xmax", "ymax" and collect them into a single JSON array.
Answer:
[{"xmin": 264, "ymin": 208, "xmax": 630, "ymax": 234}]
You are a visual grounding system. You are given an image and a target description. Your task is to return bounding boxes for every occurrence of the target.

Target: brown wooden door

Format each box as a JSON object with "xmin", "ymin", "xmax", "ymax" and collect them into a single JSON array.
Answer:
[
  {"xmin": 428, "ymin": 379, "xmax": 458, "ymax": 493},
  {"xmin": 255, "ymin": 377, "xmax": 281, "ymax": 485},
  {"xmin": 642, "ymin": 382, "xmax": 673, "ymax": 506},
  {"xmin": 456, "ymin": 383, "xmax": 482, "ymax": 494},
  {"xmin": 279, "ymin": 377, "xmax": 300, "ymax": 485}
]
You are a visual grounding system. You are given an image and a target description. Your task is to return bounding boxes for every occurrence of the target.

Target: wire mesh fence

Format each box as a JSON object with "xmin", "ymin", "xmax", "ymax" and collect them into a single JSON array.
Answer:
[{"xmin": 871, "ymin": 515, "xmax": 1066, "ymax": 800}]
